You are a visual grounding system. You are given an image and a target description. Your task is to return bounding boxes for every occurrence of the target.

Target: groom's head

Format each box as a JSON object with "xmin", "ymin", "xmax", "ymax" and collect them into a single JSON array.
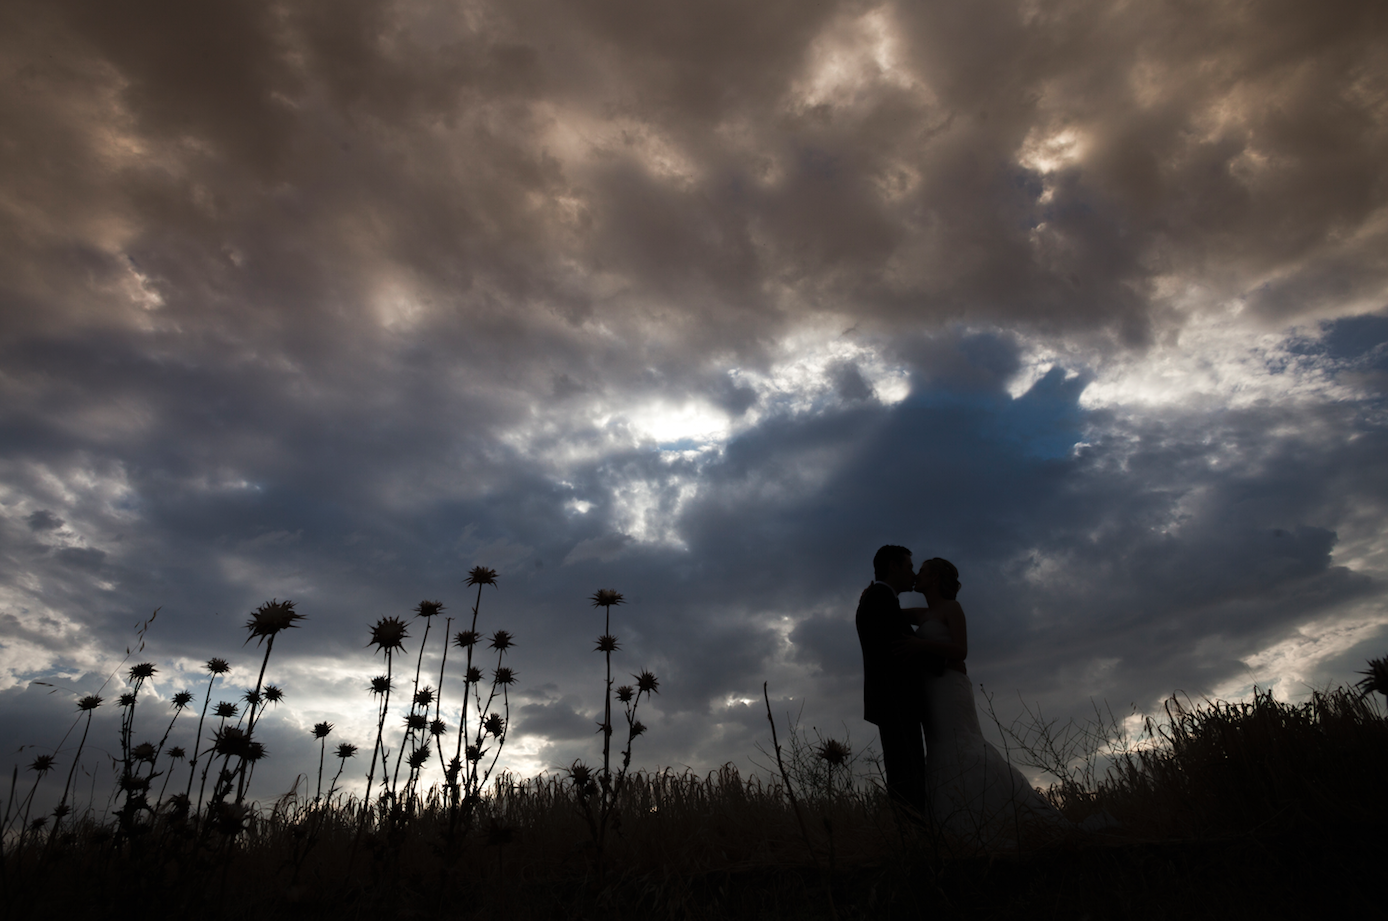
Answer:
[{"xmin": 873, "ymin": 544, "xmax": 914, "ymax": 592}]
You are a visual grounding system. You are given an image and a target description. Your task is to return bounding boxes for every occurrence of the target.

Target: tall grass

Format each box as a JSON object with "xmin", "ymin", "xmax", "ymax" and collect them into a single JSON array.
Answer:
[{"xmin": 2, "ymin": 590, "xmax": 1383, "ymax": 919}]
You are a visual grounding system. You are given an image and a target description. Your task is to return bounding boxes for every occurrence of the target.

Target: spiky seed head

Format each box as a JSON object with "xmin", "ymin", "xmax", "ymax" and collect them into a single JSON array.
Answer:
[
  {"xmin": 119, "ymin": 692, "xmax": 137, "ymax": 708},
  {"xmin": 335, "ymin": 742, "xmax": 358, "ymax": 759},
  {"xmin": 245, "ymin": 599, "xmax": 303, "ymax": 644},
  {"xmin": 172, "ymin": 691, "xmax": 194, "ymax": 709},
  {"xmin": 630, "ymin": 721, "xmax": 647, "ymax": 738},
  {"xmin": 29, "ymin": 817, "xmax": 47, "ymax": 831},
  {"xmin": 368, "ymin": 616, "xmax": 409, "ymax": 653},
  {"xmin": 131, "ymin": 742, "xmax": 157, "ymax": 762},
  {"xmin": 1356, "ymin": 656, "xmax": 1388, "ymax": 699},
  {"xmin": 484, "ymin": 713, "xmax": 505, "ymax": 736},
  {"xmin": 368, "ymin": 675, "xmax": 392, "ymax": 696},
  {"xmin": 129, "ymin": 662, "xmax": 157, "ymax": 681},
  {"xmin": 77, "ymin": 694, "xmax": 103, "ymax": 711},
  {"xmin": 465, "ymin": 744, "xmax": 484, "ymax": 763},
  {"xmin": 635, "ymin": 670, "xmax": 660, "ymax": 694},
  {"xmin": 213, "ymin": 701, "xmax": 239, "ymax": 719},
  {"xmin": 167, "ymin": 746, "xmax": 186, "ymax": 759},
  {"xmin": 407, "ymin": 745, "xmax": 432, "ymax": 769},
  {"xmin": 245, "ymin": 742, "xmax": 267, "ymax": 763},
  {"xmin": 312, "ymin": 721, "xmax": 334, "ymax": 739},
  {"xmin": 120, "ymin": 774, "xmax": 151, "ymax": 793},
  {"xmin": 263, "ymin": 685, "xmax": 284, "ymax": 704},
  {"xmin": 30, "ymin": 754, "xmax": 56, "ymax": 774},
  {"xmin": 465, "ymin": 566, "xmax": 498, "ymax": 587},
  {"xmin": 415, "ymin": 599, "xmax": 445, "ymax": 618},
  {"xmin": 454, "ymin": 630, "xmax": 481, "ymax": 649},
  {"xmin": 616, "ymin": 685, "xmax": 634, "ymax": 703},
  {"xmin": 817, "ymin": 739, "xmax": 851, "ymax": 767},
  {"xmin": 52, "ymin": 802, "xmax": 71, "ymax": 819},
  {"xmin": 465, "ymin": 666, "xmax": 483, "ymax": 684},
  {"xmin": 590, "ymin": 588, "xmax": 624, "ymax": 608},
  {"xmin": 206, "ymin": 657, "xmax": 231, "ymax": 675},
  {"xmin": 489, "ymin": 630, "xmax": 515, "ymax": 652},
  {"xmin": 493, "ymin": 667, "xmax": 516, "ymax": 686},
  {"xmin": 165, "ymin": 793, "xmax": 189, "ymax": 815},
  {"xmin": 429, "ymin": 718, "xmax": 447, "ymax": 737},
  {"xmin": 405, "ymin": 713, "xmax": 428, "ymax": 732},
  {"xmin": 595, "ymin": 634, "xmax": 620, "ymax": 653},
  {"xmin": 242, "ymin": 689, "xmax": 262, "ymax": 706},
  {"xmin": 413, "ymin": 686, "xmax": 435, "ymax": 707},
  {"xmin": 445, "ymin": 757, "xmax": 461, "ymax": 784}
]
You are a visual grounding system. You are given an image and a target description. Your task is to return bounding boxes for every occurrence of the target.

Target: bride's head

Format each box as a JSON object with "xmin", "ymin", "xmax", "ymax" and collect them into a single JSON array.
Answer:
[{"xmin": 916, "ymin": 558, "xmax": 961, "ymax": 600}]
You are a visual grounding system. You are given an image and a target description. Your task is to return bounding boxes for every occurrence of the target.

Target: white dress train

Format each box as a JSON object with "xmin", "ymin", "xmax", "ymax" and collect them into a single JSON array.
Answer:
[{"xmin": 917, "ymin": 620, "xmax": 1066, "ymax": 848}]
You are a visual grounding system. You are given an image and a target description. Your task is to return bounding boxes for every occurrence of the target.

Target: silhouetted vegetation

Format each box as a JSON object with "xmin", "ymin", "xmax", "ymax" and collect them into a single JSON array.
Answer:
[{"xmin": 1, "ymin": 586, "xmax": 1382, "ymax": 918}]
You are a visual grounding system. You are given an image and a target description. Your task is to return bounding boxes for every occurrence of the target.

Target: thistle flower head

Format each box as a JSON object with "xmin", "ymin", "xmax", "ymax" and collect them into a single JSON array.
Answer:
[
  {"xmin": 429, "ymin": 718, "xmax": 447, "ymax": 737},
  {"xmin": 129, "ymin": 662, "xmax": 157, "ymax": 681},
  {"xmin": 172, "ymin": 690, "xmax": 194, "ymax": 709},
  {"xmin": 119, "ymin": 692, "xmax": 136, "ymax": 708},
  {"xmin": 165, "ymin": 793, "xmax": 189, "ymax": 816},
  {"xmin": 817, "ymin": 739, "xmax": 851, "ymax": 767},
  {"xmin": 213, "ymin": 701, "xmax": 239, "ymax": 719},
  {"xmin": 368, "ymin": 616, "xmax": 409, "ymax": 654},
  {"xmin": 465, "ymin": 566, "xmax": 498, "ymax": 587},
  {"xmin": 52, "ymin": 802, "xmax": 71, "ymax": 819},
  {"xmin": 263, "ymin": 685, "xmax": 284, "ymax": 704},
  {"xmin": 616, "ymin": 685, "xmax": 634, "ymax": 703},
  {"xmin": 484, "ymin": 713, "xmax": 505, "ymax": 736},
  {"xmin": 465, "ymin": 666, "xmax": 483, "ymax": 684},
  {"xmin": 454, "ymin": 630, "xmax": 481, "ymax": 649},
  {"xmin": 77, "ymin": 694, "xmax": 103, "ymax": 712},
  {"xmin": 131, "ymin": 742, "xmax": 157, "ymax": 762},
  {"xmin": 414, "ymin": 599, "xmax": 445, "ymax": 618},
  {"xmin": 312, "ymin": 721, "xmax": 334, "ymax": 739},
  {"xmin": 567, "ymin": 760, "xmax": 596, "ymax": 795},
  {"xmin": 245, "ymin": 599, "xmax": 303, "ymax": 644},
  {"xmin": 629, "ymin": 720, "xmax": 647, "ymax": 738},
  {"xmin": 493, "ymin": 666, "xmax": 516, "ymax": 686},
  {"xmin": 590, "ymin": 588, "xmax": 624, "ymax": 608},
  {"xmin": 404, "ymin": 713, "xmax": 428, "ymax": 732},
  {"xmin": 595, "ymin": 634, "xmax": 620, "ymax": 653},
  {"xmin": 489, "ymin": 630, "xmax": 515, "ymax": 652},
  {"xmin": 368, "ymin": 675, "xmax": 392, "ymax": 696},
  {"xmin": 206, "ymin": 657, "xmax": 231, "ymax": 675},
  {"xmin": 413, "ymin": 686, "xmax": 435, "ymax": 708},
  {"xmin": 30, "ymin": 754, "xmax": 56, "ymax": 774},
  {"xmin": 167, "ymin": 746, "xmax": 186, "ymax": 759},
  {"xmin": 635, "ymin": 670, "xmax": 660, "ymax": 695},
  {"xmin": 245, "ymin": 742, "xmax": 267, "ymax": 763},
  {"xmin": 242, "ymin": 689, "xmax": 261, "ymax": 706},
  {"xmin": 407, "ymin": 745, "xmax": 432, "ymax": 769},
  {"xmin": 465, "ymin": 744, "xmax": 484, "ymax": 763},
  {"xmin": 1356, "ymin": 656, "xmax": 1388, "ymax": 699},
  {"xmin": 335, "ymin": 742, "xmax": 358, "ymax": 759}
]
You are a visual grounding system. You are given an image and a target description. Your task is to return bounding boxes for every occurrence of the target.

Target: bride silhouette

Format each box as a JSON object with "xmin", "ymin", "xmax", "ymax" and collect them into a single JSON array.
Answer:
[{"xmin": 906, "ymin": 558, "xmax": 1067, "ymax": 848}]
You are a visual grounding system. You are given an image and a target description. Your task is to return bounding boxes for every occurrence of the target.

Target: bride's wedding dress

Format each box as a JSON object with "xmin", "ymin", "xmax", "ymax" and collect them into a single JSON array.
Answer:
[{"xmin": 917, "ymin": 619, "xmax": 1066, "ymax": 848}]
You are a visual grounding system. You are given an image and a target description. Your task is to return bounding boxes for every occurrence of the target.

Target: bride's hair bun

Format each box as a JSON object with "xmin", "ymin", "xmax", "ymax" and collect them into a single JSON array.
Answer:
[{"xmin": 925, "ymin": 558, "xmax": 961, "ymax": 600}]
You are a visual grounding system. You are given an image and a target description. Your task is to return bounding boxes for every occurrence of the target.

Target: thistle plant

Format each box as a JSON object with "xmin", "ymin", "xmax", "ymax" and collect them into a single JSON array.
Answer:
[
  {"xmin": 363, "ymin": 615, "xmax": 408, "ymax": 817},
  {"xmin": 448, "ymin": 566, "xmax": 498, "ymax": 819},
  {"xmin": 115, "ymin": 662, "xmax": 157, "ymax": 835},
  {"xmin": 390, "ymin": 599, "xmax": 444, "ymax": 807},
  {"xmin": 312, "ymin": 722, "xmax": 334, "ymax": 803},
  {"xmin": 54, "ymin": 694, "xmax": 102, "ymax": 829},
  {"xmin": 568, "ymin": 588, "xmax": 660, "ymax": 861},
  {"xmin": 185, "ymin": 657, "xmax": 230, "ymax": 804}
]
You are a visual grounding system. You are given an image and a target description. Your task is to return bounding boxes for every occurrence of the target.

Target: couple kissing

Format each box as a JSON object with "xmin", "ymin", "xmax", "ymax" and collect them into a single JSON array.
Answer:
[{"xmin": 855, "ymin": 545, "xmax": 1065, "ymax": 846}]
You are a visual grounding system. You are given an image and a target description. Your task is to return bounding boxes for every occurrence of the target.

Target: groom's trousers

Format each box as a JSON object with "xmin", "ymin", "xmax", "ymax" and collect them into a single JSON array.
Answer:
[{"xmin": 877, "ymin": 717, "xmax": 927, "ymax": 818}]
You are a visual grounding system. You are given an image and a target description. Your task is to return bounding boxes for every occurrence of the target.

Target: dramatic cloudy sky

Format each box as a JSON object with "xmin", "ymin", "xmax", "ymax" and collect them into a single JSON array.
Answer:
[{"xmin": 3, "ymin": 0, "xmax": 1387, "ymax": 803}]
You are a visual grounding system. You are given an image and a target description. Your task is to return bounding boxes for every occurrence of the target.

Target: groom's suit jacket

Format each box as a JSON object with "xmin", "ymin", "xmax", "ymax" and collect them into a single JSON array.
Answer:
[{"xmin": 855, "ymin": 581, "xmax": 924, "ymax": 726}]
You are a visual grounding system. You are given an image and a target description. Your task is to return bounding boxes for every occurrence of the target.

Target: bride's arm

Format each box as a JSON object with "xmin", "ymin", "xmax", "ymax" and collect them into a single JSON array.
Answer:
[{"xmin": 901, "ymin": 605, "xmax": 926, "ymax": 626}]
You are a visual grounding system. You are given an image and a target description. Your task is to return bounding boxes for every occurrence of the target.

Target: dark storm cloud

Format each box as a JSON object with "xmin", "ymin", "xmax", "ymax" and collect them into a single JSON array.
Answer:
[{"xmin": 2, "ymin": 0, "xmax": 1387, "ymax": 803}]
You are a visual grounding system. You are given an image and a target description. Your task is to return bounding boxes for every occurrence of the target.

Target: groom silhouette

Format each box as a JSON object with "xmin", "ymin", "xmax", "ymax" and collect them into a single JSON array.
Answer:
[{"xmin": 855, "ymin": 544, "xmax": 939, "ymax": 818}]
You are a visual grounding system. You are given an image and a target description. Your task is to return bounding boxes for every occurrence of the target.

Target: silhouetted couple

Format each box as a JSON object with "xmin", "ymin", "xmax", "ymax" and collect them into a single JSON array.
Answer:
[{"xmin": 855, "ymin": 545, "xmax": 1063, "ymax": 847}]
